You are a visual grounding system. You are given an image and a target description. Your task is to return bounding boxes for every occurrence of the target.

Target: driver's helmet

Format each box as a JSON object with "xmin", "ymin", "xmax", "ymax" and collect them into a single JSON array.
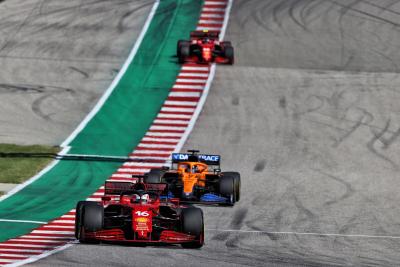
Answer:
[
  {"xmin": 132, "ymin": 194, "xmax": 140, "ymax": 202},
  {"xmin": 202, "ymin": 37, "xmax": 210, "ymax": 44},
  {"xmin": 192, "ymin": 165, "xmax": 199, "ymax": 173},
  {"xmin": 141, "ymin": 193, "xmax": 150, "ymax": 203}
]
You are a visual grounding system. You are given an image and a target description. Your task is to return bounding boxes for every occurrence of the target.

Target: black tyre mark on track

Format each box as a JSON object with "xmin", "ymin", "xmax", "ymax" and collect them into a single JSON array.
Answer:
[
  {"xmin": 253, "ymin": 0, "xmax": 276, "ymax": 33},
  {"xmin": 330, "ymin": 0, "xmax": 400, "ymax": 28},
  {"xmin": 366, "ymin": 119, "xmax": 399, "ymax": 169},
  {"xmin": 0, "ymin": 83, "xmax": 44, "ymax": 93},
  {"xmin": 253, "ymin": 160, "xmax": 266, "ymax": 172},
  {"xmin": 225, "ymin": 235, "xmax": 240, "ymax": 248},
  {"xmin": 211, "ymin": 231, "xmax": 230, "ymax": 241},
  {"xmin": 0, "ymin": 0, "xmax": 43, "ymax": 55},
  {"xmin": 231, "ymin": 96, "xmax": 239, "ymax": 106},
  {"xmin": 332, "ymin": 108, "xmax": 374, "ymax": 147},
  {"xmin": 313, "ymin": 169, "xmax": 355, "ymax": 206},
  {"xmin": 0, "ymin": 83, "xmax": 77, "ymax": 121},
  {"xmin": 68, "ymin": 66, "xmax": 89, "ymax": 78},
  {"xmin": 230, "ymin": 208, "xmax": 248, "ymax": 229},
  {"xmin": 279, "ymin": 96, "xmax": 287, "ymax": 109},
  {"xmin": 288, "ymin": 0, "xmax": 309, "ymax": 31},
  {"xmin": 117, "ymin": 1, "xmax": 153, "ymax": 33}
]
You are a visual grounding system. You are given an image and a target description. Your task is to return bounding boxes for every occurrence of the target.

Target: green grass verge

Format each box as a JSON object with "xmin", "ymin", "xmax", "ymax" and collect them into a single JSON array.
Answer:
[{"xmin": 0, "ymin": 144, "xmax": 59, "ymax": 184}]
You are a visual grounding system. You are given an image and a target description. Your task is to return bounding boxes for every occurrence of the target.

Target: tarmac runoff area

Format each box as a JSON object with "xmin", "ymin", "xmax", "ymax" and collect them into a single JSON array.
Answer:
[
  {"xmin": 0, "ymin": 183, "xmax": 17, "ymax": 194},
  {"xmin": 0, "ymin": 0, "xmax": 154, "ymax": 146}
]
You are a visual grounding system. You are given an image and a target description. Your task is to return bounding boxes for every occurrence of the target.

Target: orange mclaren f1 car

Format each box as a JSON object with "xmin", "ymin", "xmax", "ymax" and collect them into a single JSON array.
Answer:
[{"xmin": 144, "ymin": 150, "xmax": 241, "ymax": 205}]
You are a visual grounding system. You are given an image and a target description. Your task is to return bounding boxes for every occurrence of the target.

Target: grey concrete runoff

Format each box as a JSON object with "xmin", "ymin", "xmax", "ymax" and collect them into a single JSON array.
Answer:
[
  {"xmin": 0, "ymin": 183, "xmax": 17, "ymax": 193},
  {"xmin": 22, "ymin": 0, "xmax": 400, "ymax": 266},
  {"xmin": 0, "ymin": 0, "xmax": 154, "ymax": 145}
]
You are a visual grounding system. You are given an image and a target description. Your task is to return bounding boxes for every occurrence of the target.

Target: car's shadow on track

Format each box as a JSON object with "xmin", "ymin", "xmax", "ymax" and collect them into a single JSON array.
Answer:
[{"xmin": 77, "ymin": 241, "xmax": 191, "ymax": 250}]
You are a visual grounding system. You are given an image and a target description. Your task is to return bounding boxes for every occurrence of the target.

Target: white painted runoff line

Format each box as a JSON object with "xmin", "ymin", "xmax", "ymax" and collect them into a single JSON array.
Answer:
[{"xmin": 206, "ymin": 229, "xmax": 400, "ymax": 240}]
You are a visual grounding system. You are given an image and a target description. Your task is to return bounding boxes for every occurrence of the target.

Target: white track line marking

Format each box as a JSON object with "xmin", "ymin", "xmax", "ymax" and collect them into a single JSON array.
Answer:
[
  {"xmin": 179, "ymin": 72, "xmax": 209, "ymax": 77},
  {"xmin": 169, "ymin": 92, "xmax": 201, "ymax": 97},
  {"xmin": 142, "ymin": 137, "xmax": 179, "ymax": 142},
  {"xmin": 140, "ymin": 132, "xmax": 184, "ymax": 137},
  {"xmin": 4, "ymin": 244, "xmax": 74, "ymax": 267},
  {"xmin": 161, "ymin": 107, "xmax": 196, "ymax": 112},
  {"xmin": 172, "ymin": 84, "xmax": 204, "ymax": 89},
  {"xmin": 206, "ymin": 229, "xmax": 400, "ymax": 240},
  {"xmin": 164, "ymin": 100, "xmax": 198, "ymax": 106},
  {"xmin": 122, "ymin": 162, "xmax": 164, "ymax": 167},
  {"xmin": 0, "ymin": 219, "xmax": 46, "ymax": 224},
  {"xmin": 199, "ymin": 20, "xmax": 224, "ymax": 24},
  {"xmin": 157, "ymin": 113, "xmax": 192, "ymax": 119},
  {"xmin": 197, "ymin": 26, "xmax": 221, "ymax": 31},
  {"xmin": 181, "ymin": 66, "xmax": 209, "ymax": 71},
  {"xmin": 154, "ymin": 119, "xmax": 191, "ymax": 124},
  {"xmin": 202, "ymin": 8, "xmax": 226, "ymax": 12},
  {"xmin": 200, "ymin": 13, "xmax": 224, "ymax": 18},
  {"xmin": 176, "ymin": 78, "xmax": 206, "ymax": 83},
  {"xmin": 117, "ymin": 168, "xmax": 151, "ymax": 173},
  {"xmin": 137, "ymin": 143, "xmax": 177, "ymax": 148},
  {"xmin": 150, "ymin": 125, "xmax": 187, "ymax": 131}
]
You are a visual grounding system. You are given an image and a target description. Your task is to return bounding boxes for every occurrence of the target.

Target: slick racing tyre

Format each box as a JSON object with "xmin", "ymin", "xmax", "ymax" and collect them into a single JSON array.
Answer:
[
  {"xmin": 219, "ymin": 175, "xmax": 237, "ymax": 204},
  {"xmin": 178, "ymin": 43, "xmax": 190, "ymax": 63},
  {"xmin": 75, "ymin": 201, "xmax": 91, "ymax": 239},
  {"xmin": 181, "ymin": 208, "xmax": 204, "ymax": 248},
  {"xmin": 177, "ymin": 40, "xmax": 190, "ymax": 57},
  {"xmin": 222, "ymin": 172, "xmax": 241, "ymax": 202},
  {"xmin": 78, "ymin": 202, "xmax": 103, "ymax": 243},
  {"xmin": 223, "ymin": 44, "xmax": 234, "ymax": 65}
]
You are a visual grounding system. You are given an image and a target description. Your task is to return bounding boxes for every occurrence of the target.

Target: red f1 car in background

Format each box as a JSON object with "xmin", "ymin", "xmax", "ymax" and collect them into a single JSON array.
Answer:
[
  {"xmin": 75, "ymin": 180, "xmax": 204, "ymax": 248},
  {"xmin": 177, "ymin": 30, "xmax": 234, "ymax": 64}
]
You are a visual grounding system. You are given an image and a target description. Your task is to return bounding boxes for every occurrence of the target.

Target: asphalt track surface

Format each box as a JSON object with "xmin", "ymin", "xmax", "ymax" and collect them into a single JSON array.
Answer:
[
  {"xmin": 15, "ymin": 0, "xmax": 400, "ymax": 266},
  {"xmin": 0, "ymin": 0, "xmax": 153, "ymax": 145}
]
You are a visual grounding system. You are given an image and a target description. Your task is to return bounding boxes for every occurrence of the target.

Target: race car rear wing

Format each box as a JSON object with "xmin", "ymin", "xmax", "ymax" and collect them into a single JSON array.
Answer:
[
  {"xmin": 190, "ymin": 30, "xmax": 220, "ymax": 39},
  {"xmin": 171, "ymin": 153, "xmax": 220, "ymax": 165},
  {"xmin": 104, "ymin": 180, "xmax": 168, "ymax": 195},
  {"xmin": 105, "ymin": 181, "xmax": 134, "ymax": 195}
]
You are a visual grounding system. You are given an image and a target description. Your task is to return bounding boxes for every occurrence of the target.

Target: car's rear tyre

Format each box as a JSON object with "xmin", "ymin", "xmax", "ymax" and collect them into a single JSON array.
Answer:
[
  {"xmin": 178, "ymin": 43, "xmax": 190, "ymax": 63},
  {"xmin": 181, "ymin": 208, "xmax": 204, "ymax": 248},
  {"xmin": 144, "ymin": 169, "xmax": 164, "ymax": 183},
  {"xmin": 75, "ymin": 201, "xmax": 90, "ymax": 239},
  {"xmin": 223, "ymin": 45, "xmax": 234, "ymax": 65},
  {"xmin": 78, "ymin": 202, "xmax": 103, "ymax": 243},
  {"xmin": 177, "ymin": 40, "xmax": 189, "ymax": 57},
  {"xmin": 222, "ymin": 172, "xmax": 241, "ymax": 202},
  {"xmin": 219, "ymin": 175, "xmax": 236, "ymax": 204}
]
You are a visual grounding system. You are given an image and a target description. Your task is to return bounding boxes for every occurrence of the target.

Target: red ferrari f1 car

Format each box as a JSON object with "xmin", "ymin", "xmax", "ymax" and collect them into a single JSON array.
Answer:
[
  {"xmin": 75, "ymin": 180, "xmax": 204, "ymax": 248},
  {"xmin": 177, "ymin": 30, "xmax": 234, "ymax": 64}
]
